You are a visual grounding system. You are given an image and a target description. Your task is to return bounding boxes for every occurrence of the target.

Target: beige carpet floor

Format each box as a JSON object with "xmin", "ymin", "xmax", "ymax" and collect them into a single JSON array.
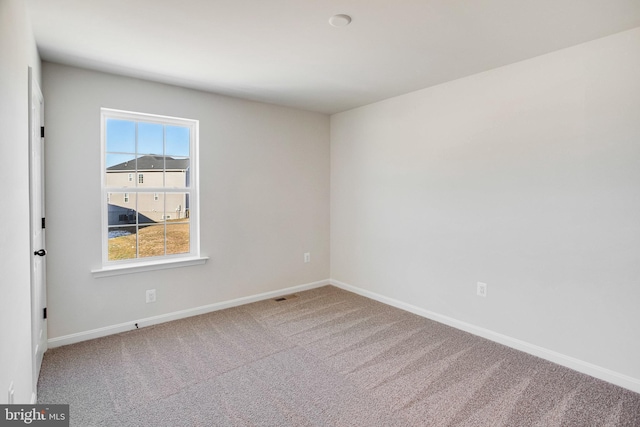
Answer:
[{"xmin": 38, "ymin": 285, "xmax": 640, "ymax": 426}]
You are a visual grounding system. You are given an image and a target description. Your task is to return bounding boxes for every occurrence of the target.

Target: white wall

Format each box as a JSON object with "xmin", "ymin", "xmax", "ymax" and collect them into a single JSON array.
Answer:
[
  {"xmin": 331, "ymin": 28, "xmax": 640, "ymax": 385},
  {"xmin": 43, "ymin": 63, "xmax": 330, "ymax": 340},
  {"xmin": 0, "ymin": 0, "xmax": 42, "ymax": 404}
]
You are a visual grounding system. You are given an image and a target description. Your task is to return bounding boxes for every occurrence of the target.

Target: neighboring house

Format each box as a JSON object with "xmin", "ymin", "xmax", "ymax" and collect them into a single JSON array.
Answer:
[{"xmin": 106, "ymin": 155, "xmax": 190, "ymax": 225}]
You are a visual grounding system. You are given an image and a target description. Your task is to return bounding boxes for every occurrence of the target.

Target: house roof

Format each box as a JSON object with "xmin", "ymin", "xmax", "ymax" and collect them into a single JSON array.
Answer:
[{"xmin": 107, "ymin": 155, "xmax": 189, "ymax": 172}]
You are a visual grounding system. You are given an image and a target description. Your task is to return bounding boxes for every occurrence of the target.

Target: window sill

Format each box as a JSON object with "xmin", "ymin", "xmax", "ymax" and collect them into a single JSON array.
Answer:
[{"xmin": 91, "ymin": 256, "xmax": 209, "ymax": 278}]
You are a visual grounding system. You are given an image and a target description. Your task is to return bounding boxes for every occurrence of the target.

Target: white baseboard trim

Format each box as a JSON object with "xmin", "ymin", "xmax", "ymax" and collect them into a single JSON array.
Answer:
[
  {"xmin": 48, "ymin": 279, "xmax": 330, "ymax": 348},
  {"xmin": 330, "ymin": 279, "xmax": 640, "ymax": 394}
]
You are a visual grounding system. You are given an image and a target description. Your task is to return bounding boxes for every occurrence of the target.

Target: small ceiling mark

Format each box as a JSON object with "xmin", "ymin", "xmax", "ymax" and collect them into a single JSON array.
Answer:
[{"xmin": 329, "ymin": 14, "xmax": 352, "ymax": 27}]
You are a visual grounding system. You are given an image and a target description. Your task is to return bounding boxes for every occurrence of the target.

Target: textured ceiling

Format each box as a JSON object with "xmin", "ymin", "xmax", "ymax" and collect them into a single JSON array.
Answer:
[{"xmin": 27, "ymin": 0, "xmax": 640, "ymax": 114}]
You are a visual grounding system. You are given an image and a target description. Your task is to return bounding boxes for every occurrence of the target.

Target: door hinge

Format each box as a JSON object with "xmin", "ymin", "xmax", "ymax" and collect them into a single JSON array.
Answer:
[
  {"xmin": 41, "ymin": 217, "xmax": 45, "ymax": 229},
  {"xmin": 40, "ymin": 126, "xmax": 45, "ymax": 138},
  {"xmin": 43, "ymin": 307, "xmax": 47, "ymax": 320}
]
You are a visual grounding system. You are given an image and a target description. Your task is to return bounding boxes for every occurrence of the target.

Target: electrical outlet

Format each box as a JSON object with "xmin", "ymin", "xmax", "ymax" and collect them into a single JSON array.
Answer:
[
  {"xmin": 8, "ymin": 381, "xmax": 14, "ymax": 404},
  {"xmin": 477, "ymin": 282, "xmax": 487, "ymax": 297},
  {"xmin": 146, "ymin": 289, "xmax": 156, "ymax": 303},
  {"xmin": 304, "ymin": 252, "xmax": 310, "ymax": 263}
]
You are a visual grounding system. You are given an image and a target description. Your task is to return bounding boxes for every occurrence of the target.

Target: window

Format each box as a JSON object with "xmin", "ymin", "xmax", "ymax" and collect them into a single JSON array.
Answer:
[{"xmin": 101, "ymin": 108, "xmax": 201, "ymax": 269}]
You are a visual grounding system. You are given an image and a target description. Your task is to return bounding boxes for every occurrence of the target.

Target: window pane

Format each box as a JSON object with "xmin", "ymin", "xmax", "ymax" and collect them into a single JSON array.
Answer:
[
  {"xmin": 165, "ymin": 125, "xmax": 190, "ymax": 156},
  {"xmin": 138, "ymin": 224, "xmax": 165, "ymax": 258},
  {"xmin": 108, "ymin": 226, "xmax": 137, "ymax": 260},
  {"xmin": 106, "ymin": 119, "xmax": 135, "ymax": 153},
  {"xmin": 165, "ymin": 157, "xmax": 190, "ymax": 188},
  {"xmin": 138, "ymin": 122, "xmax": 163, "ymax": 155},
  {"xmin": 136, "ymin": 155, "xmax": 164, "ymax": 187},
  {"xmin": 137, "ymin": 192, "xmax": 163, "ymax": 224},
  {"xmin": 107, "ymin": 193, "xmax": 136, "ymax": 226},
  {"xmin": 106, "ymin": 154, "xmax": 136, "ymax": 187},
  {"xmin": 165, "ymin": 192, "xmax": 188, "ymax": 219},
  {"xmin": 166, "ymin": 222, "xmax": 189, "ymax": 255}
]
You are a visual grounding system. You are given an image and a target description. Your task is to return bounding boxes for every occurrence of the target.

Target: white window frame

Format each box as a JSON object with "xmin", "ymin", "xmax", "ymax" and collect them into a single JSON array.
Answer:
[{"xmin": 93, "ymin": 108, "xmax": 207, "ymax": 277}]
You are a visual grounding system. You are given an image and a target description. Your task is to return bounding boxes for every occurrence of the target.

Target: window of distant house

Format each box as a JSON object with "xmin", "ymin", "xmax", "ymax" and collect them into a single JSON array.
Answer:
[{"xmin": 101, "ymin": 108, "xmax": 200, "ymax": 267}]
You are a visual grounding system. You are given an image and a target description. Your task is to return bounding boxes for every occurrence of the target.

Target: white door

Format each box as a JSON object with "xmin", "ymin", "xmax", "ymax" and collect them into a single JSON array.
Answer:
[{"xmin": 29, "ymin": 69, "xmax": 47, "ymax": 400}]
